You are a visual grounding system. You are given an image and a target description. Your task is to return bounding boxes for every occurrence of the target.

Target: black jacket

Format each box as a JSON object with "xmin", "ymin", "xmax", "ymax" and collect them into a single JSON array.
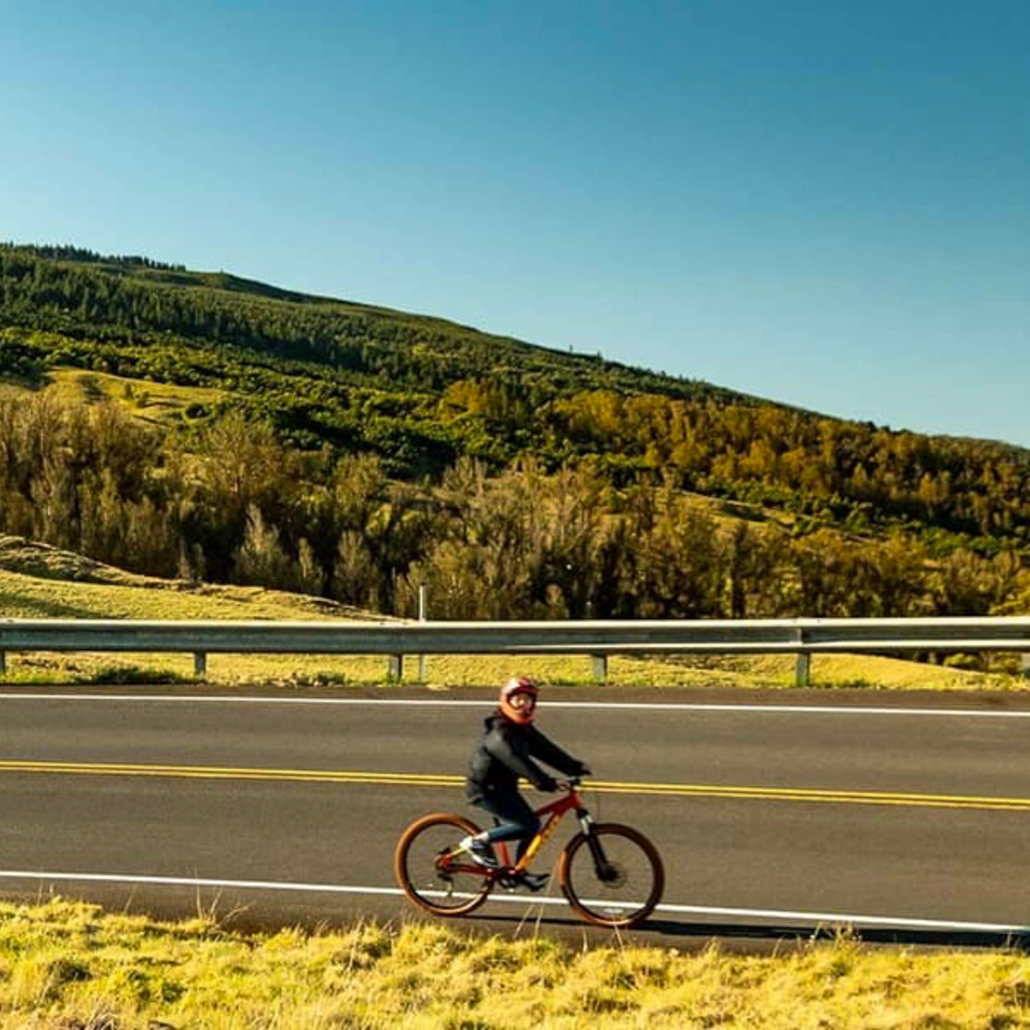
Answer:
[{"xmin": 465, "ymin": 709, "xmax": 585, "ymax": 801}]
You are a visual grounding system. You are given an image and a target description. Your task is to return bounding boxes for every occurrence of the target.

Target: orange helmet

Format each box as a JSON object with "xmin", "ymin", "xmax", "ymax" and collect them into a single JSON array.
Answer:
[{"xmin": 499, "ymin": 676, "xmax": 538, "ymax": 724}]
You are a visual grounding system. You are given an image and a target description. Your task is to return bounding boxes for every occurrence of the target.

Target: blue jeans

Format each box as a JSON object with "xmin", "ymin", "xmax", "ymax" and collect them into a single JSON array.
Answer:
[{"xmin": 473, "ymin": 790, "xmax": 541, "ymax": 863}]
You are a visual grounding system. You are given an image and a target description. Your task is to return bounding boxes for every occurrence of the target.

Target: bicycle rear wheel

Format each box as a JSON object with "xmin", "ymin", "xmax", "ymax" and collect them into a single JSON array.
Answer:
[
  {"xmin": 558, "ymin": 823, "xmax": 664, "ymax": 928},
  {"xmin": 394, "ymin": 813, "xmax": 493, "ymax": 917}
]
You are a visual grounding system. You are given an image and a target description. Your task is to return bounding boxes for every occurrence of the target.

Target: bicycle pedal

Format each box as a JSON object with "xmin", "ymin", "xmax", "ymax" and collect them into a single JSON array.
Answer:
[{"xmin": 519, "ymin": 872, "xmax": 550, "ymax": 892}]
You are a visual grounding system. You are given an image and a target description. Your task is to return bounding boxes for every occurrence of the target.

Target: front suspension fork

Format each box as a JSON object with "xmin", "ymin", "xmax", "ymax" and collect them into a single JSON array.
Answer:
[{"xmin": 579, "ymin": 810, "xmax": 617, "ymax": 882}]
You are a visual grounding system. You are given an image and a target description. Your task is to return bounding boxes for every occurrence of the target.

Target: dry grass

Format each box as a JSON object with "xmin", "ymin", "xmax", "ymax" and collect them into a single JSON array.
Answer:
[
  {"xmin": 0, "ymin": 899, "xmax": 1029, "ymax": 1029},
  {"xmin": 0, "ymin": 366, "xmax": 226, "ymax": 426}
]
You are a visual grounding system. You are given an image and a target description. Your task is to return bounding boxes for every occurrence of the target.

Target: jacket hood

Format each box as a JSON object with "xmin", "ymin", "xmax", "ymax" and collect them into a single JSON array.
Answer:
[{"xmin": 484, "ymin": 708, "xmax": 517, "ymax": 731}]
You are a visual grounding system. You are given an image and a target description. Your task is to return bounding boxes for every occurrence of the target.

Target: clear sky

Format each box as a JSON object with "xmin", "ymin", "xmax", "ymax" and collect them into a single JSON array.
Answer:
[{"xmin": 2, "ymin": 1, "xmax": 1027, "ymax": 445}]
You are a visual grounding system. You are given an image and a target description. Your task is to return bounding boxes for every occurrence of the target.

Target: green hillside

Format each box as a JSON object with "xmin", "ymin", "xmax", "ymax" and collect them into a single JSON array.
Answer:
[
  {"xmin": 1, "ymin": 244, "xmax": 1025, "ymax": 527},
  {"xmin": 0, "ymin": 242, "xmax": 1028, "ymax": 626},
  {"xmin": 0, "ymin": 243, "xmax": 752, "ymax": 476}
]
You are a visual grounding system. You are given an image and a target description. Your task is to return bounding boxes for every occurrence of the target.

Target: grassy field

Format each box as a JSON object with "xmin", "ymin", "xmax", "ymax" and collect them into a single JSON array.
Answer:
[
  {"xmin": 0, "ymin": 534, "xmax": 1018, "ymax": 691},
  {"xmin": 0, "ymin": 366, "xmax": 225, "ymax": 427},
  {"xmin": 0, "ymin": 898, "xmax": 1028, "ymax": 1029}
]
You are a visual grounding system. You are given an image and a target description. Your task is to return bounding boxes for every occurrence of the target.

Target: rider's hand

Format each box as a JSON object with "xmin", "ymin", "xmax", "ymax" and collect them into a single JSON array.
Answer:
[
  {"xmin": 536, "ymin": 775, "xmax": 558, "ymax": 793},
  {"xmin": 573, "ymin": 762, "xmax": 592, "ymax": 777}
]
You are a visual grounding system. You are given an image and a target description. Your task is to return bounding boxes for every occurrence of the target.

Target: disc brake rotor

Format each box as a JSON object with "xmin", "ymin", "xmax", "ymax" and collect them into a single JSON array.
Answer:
[{"xmin": 599, "ymin": 863, "xmax": 627, "ymax": 889}]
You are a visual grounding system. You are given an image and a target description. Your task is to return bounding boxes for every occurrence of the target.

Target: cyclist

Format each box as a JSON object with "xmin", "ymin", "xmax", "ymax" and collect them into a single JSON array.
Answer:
[{"xmin": 461, "ymin": 676, "xmax": 590, "ymax": 891}]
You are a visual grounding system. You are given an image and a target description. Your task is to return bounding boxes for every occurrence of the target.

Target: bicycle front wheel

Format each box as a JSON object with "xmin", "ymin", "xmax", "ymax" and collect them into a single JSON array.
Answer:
[
  {"xmin": 394, "ymin": 813, "xmax": 493, "ymax": 917},
  {"xmin": 558, "ymin": 823, "xmax": 664, "ymax": 928}
]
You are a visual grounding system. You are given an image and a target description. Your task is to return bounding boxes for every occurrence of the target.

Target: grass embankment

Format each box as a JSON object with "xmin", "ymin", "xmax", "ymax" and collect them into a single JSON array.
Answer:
[
  {"xmin": 1, "ymin": 899, "xmax": 1029, "ymax": 1030},
  {"xmin": 0, "ymin": 535, "xmax": 1016, "ymax": 690},
  {"xmin": 0, "ymin": 367, "xmax": 226, "ymax": 428}
]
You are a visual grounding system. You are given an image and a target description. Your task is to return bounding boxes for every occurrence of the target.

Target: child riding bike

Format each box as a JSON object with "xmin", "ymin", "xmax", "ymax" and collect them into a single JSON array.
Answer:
[{"xmin": 461, "ymin": 676, "xmax": 590, "ymax": 891}]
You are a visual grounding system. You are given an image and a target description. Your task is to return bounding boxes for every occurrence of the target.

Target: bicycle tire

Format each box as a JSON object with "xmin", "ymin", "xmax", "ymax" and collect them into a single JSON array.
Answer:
[
  {"xmin": 558, "ymin": 823, "xmax": 664, "ymax": 928},
  {"xmin": 394, "ymin": 813, "xmax": 493, "ymax": 917}
]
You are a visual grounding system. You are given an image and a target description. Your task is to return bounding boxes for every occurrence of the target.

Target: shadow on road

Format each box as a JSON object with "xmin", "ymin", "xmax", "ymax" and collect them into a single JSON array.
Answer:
[
  {"xmin": 463, "ymin": 912, "xmax": 1030, "ymax": 953},
  {"xmin": 641, "ymin": 916, "xmax": 1030, "ymax": 951}
]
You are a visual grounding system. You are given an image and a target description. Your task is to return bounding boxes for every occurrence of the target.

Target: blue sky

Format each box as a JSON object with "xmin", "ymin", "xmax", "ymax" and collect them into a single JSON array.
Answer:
[{"xmin": 2, "ymin": 1, "xmax": 1027, "ymax": 445}]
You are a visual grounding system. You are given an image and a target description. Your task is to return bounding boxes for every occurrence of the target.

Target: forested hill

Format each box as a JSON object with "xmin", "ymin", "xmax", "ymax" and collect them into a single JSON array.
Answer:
[
  {"xmin": 0, "ymin": 242, "xmax": 749, "ymax": 404},
  {"xmin": 0, "ymin": 243, "xmax": 1029, "ymax": 627}
]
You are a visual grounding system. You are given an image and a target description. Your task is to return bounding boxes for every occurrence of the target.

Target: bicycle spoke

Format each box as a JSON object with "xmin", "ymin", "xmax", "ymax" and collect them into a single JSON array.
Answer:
[
  {"xmin": 396, "ymin": 816, "xmax": 493, "ymax": 915},
  {"xmin": 560, "ymin": 824, "xmax": 663, "ymax": 928}
]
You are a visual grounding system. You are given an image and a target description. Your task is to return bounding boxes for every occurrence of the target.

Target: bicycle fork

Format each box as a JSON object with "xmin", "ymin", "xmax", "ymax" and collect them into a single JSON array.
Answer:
[{"xmin": 578, "ymin": 809, "xmax": 619, "ymax": 883}]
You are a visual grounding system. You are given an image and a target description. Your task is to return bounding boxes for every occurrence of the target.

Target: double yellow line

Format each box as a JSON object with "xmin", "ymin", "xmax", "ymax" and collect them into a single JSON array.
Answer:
[
  {"xmin": 589, "ymin": 780, "xmax": 1030, "ymax": 811},
  {"xmin": 0, "ymin": 761, "xmax": 457, "ymax": 788},
  {"xmin": 0, "ymin": 760, "xmax": 1028, "ymax": 812}
]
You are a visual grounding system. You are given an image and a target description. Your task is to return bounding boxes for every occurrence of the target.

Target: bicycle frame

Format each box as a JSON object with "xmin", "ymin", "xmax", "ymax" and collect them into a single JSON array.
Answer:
[{"xmin": 441, "ymin": 782, "xmax": 593, "ymax": 884}]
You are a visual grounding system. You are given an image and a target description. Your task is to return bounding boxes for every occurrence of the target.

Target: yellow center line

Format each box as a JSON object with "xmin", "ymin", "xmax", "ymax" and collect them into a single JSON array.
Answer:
[
  {"xmin": 590, "ymin": 781, "xmax": 1030, "ymax": 810},
  {"xmin": 0, "ymin": 761, "xmax": 1026, "ymax": 811},
  {"xmin": 0, "ymin": 761, "xmax": 458, "ymax": 787}
]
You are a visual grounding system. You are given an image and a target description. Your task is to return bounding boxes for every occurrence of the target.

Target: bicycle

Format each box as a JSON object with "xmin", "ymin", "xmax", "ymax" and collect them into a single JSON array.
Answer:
[{"xmin": 394, "ymin": 778, "xmax": 664, "ymax": 928}]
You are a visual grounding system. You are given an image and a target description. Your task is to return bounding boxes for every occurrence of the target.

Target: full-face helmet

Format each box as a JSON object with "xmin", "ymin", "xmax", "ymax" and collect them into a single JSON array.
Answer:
[{"xmin": 499, "ymin": 676, "xmax": 538, "ymax": 724}]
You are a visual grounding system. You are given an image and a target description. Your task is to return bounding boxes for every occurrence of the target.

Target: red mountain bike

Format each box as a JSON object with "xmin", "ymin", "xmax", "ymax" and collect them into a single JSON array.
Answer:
[{"xmin": 394, "ymin": 778, "xmax": 664, "ymax": 928}]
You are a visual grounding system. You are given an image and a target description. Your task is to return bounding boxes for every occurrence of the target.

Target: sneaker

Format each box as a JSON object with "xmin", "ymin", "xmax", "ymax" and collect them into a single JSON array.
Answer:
[
  {"xmin": 460, "ymin": 836, "xmax": 499, "ymax": 868},
  {"xmin": 517, "ymin": 872, "xmax": 550, "ymax": 892}
]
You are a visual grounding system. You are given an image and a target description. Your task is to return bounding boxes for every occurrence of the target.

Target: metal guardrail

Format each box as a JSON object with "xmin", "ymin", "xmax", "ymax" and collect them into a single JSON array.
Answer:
[{"xmin": 1, "ymin": 616, "xmax": 1028, "ymax": 684}]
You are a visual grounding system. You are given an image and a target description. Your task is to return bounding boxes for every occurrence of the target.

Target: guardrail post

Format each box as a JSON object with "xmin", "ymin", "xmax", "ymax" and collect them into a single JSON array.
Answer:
[
  {"xmin": 387, "ymin": 655, "xmax": 403, "ymax": 683},
  {"xmin": 0, "ymin": 652, "xmax": 5, "ymax": 677},
  {"xmin": 793, "ymin": 628, "xmax": 810, "ymax": 687},
  {"xmin": 193, "ymin": 652, "xmax": 207, "ymax": 679},
  {"xmin": 417, "ymin": 585, "xmax": 427, "ymax": 685},
  {"xmin": 794, "ymin": 653, "xmax": 811, "ymax": 688},
  {"xmin": 1022, "ymin": 654, "xmax": 1030, "ymax": 681},
  {"xmin": 591, "ymin": 655, "xmax": 608, "ymax": 683}
]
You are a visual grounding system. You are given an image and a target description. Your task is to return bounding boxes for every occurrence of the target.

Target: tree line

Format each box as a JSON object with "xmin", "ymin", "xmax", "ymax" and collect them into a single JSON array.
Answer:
[
  {"xmin": 1, "ymin": 395, "xmax": 1025, "ymax": 623},
  {"xmin": 0, "ymin": 243, "xmax": 186, "ymax": 271},
  {"xmin": 3, "ymin": 317, "xmax": 1028, "ymax": 554}
]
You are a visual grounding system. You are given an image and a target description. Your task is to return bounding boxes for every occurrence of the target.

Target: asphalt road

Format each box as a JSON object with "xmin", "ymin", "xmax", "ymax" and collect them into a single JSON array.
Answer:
[{"xmin": 1, "ymin": 683, "xmax": 1029, "ymax": 950}]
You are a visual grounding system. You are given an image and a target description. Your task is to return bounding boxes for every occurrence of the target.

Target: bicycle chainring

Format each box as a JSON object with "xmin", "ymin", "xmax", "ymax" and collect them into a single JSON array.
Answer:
[{"xmin": 434, "ymin": 848, "xmax": 455, "ymax": 884}]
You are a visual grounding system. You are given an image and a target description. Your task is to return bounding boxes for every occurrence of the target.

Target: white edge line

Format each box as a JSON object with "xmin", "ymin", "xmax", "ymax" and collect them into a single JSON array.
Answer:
[
  {"xmin": 0, "ymin": 694, "xmax": 1028, "ymax": 719},
  {"xmin": 0, "ymin": 870, "xmax": 1024, "ymax": 934},
  {"xmin": 655, "ymin": 902, "xmax": 1029, "ymax": 933}
]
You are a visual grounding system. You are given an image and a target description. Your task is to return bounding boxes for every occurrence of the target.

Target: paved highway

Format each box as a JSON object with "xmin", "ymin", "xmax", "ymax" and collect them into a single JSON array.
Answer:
[{"xmin": 1, "ymin": 684, "xmax": 1028, "ymax": 949}]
